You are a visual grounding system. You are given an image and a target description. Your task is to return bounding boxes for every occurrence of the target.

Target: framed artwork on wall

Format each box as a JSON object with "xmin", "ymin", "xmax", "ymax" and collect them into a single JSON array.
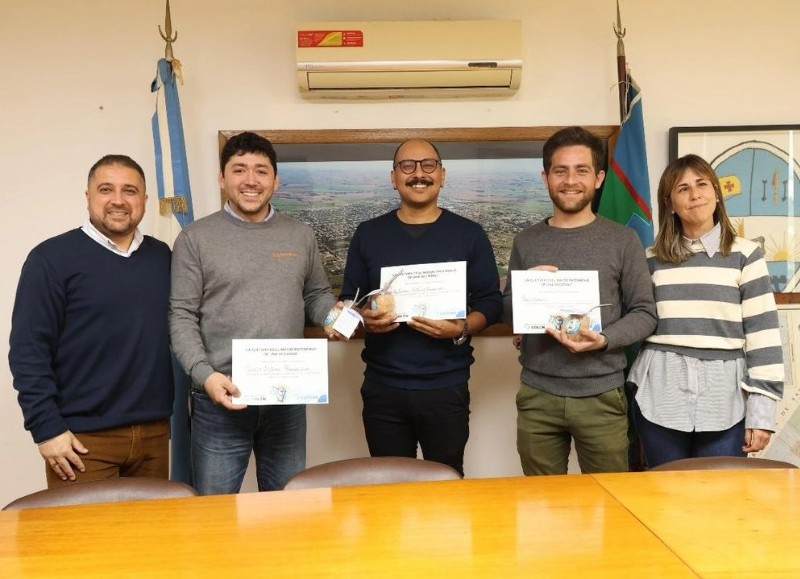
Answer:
[
  {"xmin": 218, "ymin": 126, "xmax": 619, "ymax": 334},
  {"xmin": 670, "ymin": 124, "xmax": 800, "ymax": 304},
  {"xmin": 218, "ymin": 127, "xmax": 618, "ymax": 284}
]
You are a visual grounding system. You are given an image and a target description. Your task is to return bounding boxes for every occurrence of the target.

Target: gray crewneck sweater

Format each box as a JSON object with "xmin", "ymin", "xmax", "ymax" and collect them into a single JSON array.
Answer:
[
  {"xmin": 502, "ymin": 216, "xmax": 657, "ymax": 397},
  {"xmin": 169, "ymin": 209, "xmax": 336, "ymax": 388}
]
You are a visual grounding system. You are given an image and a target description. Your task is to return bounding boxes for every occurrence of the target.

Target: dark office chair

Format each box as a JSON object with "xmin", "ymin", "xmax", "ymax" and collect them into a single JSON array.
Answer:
[
  {"xmin": 2, "ymin": 477, "xmax": 198, "ymax": 511},
  {"xmin": 649, "ymin": 456, "xmax": 798, "ymax": 472},
  {"xmin": 283, "ymin": 456, "xmax": 463, "ymax": 490}
]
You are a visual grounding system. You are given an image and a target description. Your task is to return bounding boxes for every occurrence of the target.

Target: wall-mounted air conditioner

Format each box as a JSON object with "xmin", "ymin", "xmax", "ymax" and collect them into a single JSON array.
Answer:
[{"xmin": 296, "ymin": 20, "xmax": 522, "ymax": 99}]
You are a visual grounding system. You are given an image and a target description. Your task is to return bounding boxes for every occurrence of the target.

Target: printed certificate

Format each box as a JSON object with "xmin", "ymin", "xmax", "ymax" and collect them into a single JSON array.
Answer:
[
  {"xmin": 231, "ymin": 339, "xmax": 328, "ymax": 405},
  {"xmin": 380, "ymin": 261, "xmax": 467, "ymax": 322},
  {"xmin": 510, "ymin": 270, "xmax": 602, "ymax": 334}
]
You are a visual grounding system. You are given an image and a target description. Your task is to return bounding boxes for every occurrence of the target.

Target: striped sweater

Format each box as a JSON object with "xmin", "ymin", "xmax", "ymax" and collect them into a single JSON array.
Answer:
[{"xmin": 645, "ymin": 236, "xmax": 783, "ymax": 400}]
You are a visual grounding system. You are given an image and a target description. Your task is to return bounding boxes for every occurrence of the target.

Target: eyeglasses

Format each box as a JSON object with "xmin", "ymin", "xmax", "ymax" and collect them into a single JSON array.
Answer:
[{"xmin": 393, "ymin": 158, "xmax": 441, "ymax": 174}]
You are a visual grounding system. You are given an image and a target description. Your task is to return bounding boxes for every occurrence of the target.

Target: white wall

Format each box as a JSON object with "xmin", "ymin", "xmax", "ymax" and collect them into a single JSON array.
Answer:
[{"xmin": 1, "ymin": 0, "xmax": 798, "ymax": 505}]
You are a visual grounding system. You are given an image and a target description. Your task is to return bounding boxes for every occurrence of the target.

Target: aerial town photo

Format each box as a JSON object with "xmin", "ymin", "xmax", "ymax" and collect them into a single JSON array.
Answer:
[{"xmin": 274, "ymin": 157, "xmax": 550, "ymax": 293}]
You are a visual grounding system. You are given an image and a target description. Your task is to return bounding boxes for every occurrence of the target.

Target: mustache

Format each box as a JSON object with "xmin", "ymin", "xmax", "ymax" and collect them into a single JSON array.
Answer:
[{"xmin": 405, "ymin": 177, "xmax": 434, "ymax": 187}]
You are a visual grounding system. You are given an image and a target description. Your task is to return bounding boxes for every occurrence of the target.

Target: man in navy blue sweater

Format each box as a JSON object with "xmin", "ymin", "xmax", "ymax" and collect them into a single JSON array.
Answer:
[
  {"xmin": 9, "ymin": 155, "xmax": 173, "ymax": 488},
  {"xmin": 341, "ymin": 139, "xmax": 502, "ymax": 475}
]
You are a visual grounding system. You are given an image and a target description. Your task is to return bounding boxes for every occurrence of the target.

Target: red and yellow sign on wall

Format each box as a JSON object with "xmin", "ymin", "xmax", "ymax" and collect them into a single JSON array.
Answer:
[{"xmin": 297, "ymin": 30, "xmax": 364, "ymax": 48}]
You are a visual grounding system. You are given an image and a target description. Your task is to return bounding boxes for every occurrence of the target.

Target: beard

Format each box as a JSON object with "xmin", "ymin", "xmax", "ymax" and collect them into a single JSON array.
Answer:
[
  {"xmin": 549, "ymin": 188, "xmax": 595, "ymax": 214},
  {"xmin": 91, "ymin": 213, "xmax": 137, "ymax": 239}
]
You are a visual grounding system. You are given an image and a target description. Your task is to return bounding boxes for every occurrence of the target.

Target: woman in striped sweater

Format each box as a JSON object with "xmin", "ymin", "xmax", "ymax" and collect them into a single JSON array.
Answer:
[{"xmin": 629, "ymin": 154, "xmax": 784, "ymax": 468}]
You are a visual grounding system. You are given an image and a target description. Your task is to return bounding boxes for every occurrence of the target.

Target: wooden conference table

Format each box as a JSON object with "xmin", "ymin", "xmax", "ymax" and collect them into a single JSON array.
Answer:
[{"xmin": 1, "ymin": 469, "xmax": 798, "ymax": 577}]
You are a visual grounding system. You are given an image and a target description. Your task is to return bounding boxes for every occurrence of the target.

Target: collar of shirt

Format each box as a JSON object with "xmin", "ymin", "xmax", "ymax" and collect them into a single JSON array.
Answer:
[
  {"xmin": 81, "ymin": 219, "xmax": 144, "ymax": 258},
  {"xmin": 224, "ymin": 201, "xmax": 274, "ymax": 222},
  {"xmin": 685, "ymin": 222, "xmax": 721, "ymax": 258}
]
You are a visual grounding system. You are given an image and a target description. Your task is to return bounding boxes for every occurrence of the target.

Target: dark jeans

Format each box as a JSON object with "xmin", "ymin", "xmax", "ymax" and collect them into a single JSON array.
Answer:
[
  {"xmin": 633, "ymin": 399, "xmax": 746, "ymax": 469},
  {"xmin": 190, "ymin": 389, "xmax": 306, "ymax": 495},
  {"xmin": 361, "ymin": 378, "xmax": 470, "ymax": 476}
]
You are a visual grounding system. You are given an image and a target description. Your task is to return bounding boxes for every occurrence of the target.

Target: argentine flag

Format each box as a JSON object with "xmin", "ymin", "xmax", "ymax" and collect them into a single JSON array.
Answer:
[{"xmin": 151, "ymin": 58, "xmax": 194, "ymax": 245}]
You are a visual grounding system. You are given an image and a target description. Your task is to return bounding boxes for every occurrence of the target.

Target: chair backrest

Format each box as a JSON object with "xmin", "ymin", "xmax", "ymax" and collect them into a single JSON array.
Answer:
[
  {"xmin": 649, "ymin": 456, "xmax": 798, "ymax": 472},
  {"xmin": 283, "ymin": 456, "xmax": 463, "ymax": 490},
  {"xmin": 2, "ymin": 477, "xmax": 198, "ymax": 511}
]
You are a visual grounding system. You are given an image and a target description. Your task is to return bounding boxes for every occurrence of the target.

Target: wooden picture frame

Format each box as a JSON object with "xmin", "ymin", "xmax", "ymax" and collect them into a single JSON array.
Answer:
[
  {"xmin": 670, "ymin": 124, "xmax": 800, "ymax": 305},
  {"xmin": 218, "ymin": 126, "xmax": 620, "ymax": 335}
]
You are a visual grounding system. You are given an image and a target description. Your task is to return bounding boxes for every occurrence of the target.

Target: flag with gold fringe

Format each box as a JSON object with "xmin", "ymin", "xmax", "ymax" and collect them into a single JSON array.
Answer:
[
  {"xmin": 152, "ymin": 58, "xmax": 194, "ymax": 243},
  {"xmin": 151, "ymin": 56, "xmax": 194, "ymax": 484}
]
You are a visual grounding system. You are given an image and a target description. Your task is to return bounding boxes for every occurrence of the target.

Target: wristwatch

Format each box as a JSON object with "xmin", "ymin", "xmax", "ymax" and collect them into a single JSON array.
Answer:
[{"xmin": 453, "ymin": 317, "xmax": 470, "ymax": 345}]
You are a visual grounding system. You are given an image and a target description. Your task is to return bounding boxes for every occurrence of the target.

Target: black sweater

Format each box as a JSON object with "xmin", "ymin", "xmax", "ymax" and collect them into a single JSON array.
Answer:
[
  {"xmin": 9, "ymin": 229, "xmax": 174, "ymax": 443},
  {"xmin": 341, "ymin": 209, "xmax": 502, "ymax": 389}
]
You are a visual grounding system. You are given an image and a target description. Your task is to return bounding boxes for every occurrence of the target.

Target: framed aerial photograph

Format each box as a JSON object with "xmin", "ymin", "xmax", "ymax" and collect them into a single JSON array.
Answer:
[
  {"xmin": 218, "ymin": 126, "xmax": 619, "ymax": 297},
  {"xmin": 670, "ymin": 124, "xmax": 800, "ymax": 304}
]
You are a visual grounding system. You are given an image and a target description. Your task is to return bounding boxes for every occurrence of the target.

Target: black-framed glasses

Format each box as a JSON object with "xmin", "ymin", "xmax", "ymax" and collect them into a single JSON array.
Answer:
[{"xmin": 393, "ymin": 158, "xmax": 441, "ymax": 174}]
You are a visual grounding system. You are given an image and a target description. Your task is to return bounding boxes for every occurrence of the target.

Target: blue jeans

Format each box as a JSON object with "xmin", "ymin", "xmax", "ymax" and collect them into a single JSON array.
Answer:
[
  {"xmin": 190, "ymin": 389, "xmax": 306, "ymax": 494},
  {"xmin": 632, "ymin": 399, "xmax": 746, "ymax": 469}
]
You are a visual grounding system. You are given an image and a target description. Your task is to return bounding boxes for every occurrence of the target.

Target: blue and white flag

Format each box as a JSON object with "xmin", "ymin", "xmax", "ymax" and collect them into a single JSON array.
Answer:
[
  {"xmin": 151, "ymin": 57, "xmax": 194, "ymax": 484},
  {"xmin": 152, "ymin": 58, "xmax": 194, "ymax": 245}
]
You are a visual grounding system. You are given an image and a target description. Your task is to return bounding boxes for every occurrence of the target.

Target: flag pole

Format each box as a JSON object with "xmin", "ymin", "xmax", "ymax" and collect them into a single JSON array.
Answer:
[
  {"xmin": 159, "ymin": 0, "xmax": 177, "ymax": 62},
  {"xmin": 154, "ymin": 0, "xmax": 193, "ymax": 485},
  {"xmin": 613, "ymin": 0, "xmax": 628, "ymax": 122},
  {"xmin": 607, "ymin": 1, "xmax": 652, "ymax": 473}
]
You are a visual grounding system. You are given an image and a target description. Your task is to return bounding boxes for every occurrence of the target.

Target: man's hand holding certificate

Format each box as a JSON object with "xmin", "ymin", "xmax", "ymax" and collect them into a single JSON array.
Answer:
[
  {"xmin": 511, "ymin": 270, "xmax": 603, "ymax": 343},
  {"xmin": 378, "ymin": 261, "xmax": 467, "ymax": 322},
  {"xmin": 231, "ymin": 339, "xmax": 329, "ymax": 405}
]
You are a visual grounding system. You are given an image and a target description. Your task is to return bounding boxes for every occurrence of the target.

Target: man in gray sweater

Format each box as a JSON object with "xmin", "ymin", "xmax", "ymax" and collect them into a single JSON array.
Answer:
[
  {"xmin": 502, "ymin": 126, "xmax": 656, "ymax": 475},
  {"xmin": 169, "ymin": 132, "xmax": 336, "ymax": 494}
]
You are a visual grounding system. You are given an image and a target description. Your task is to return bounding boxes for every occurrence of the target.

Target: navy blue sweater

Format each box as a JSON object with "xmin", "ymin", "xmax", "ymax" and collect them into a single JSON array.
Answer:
[
  {"xmin": 341, "ymin": 209, "xmax": 502, "ymax": 389},
  {"xmin": 9, "ymin": 229, "xmax": 174, "ymax": 443}
]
